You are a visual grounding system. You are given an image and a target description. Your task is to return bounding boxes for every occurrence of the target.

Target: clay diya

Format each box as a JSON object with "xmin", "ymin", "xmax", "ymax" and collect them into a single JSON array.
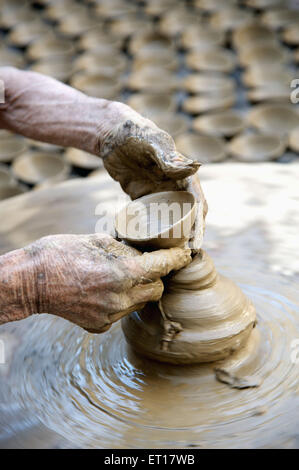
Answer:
[
  {"xmin": 70, "ymin": 73, "xmax": 121, "ymax": 100},
  {"xmin": 78, "ymin": 30, "xmax": 123, "ymax": 53},
  {"xmin": 27, "ymin": 35, "xmax": 75, "ymax": 61},
  {"xmin": 8, "ymin": 21, "xmax": 49, "ymax": 47},
  {"xmin": 244, "ymin": 0, "xmax": 284, "ymax": 7},
  {"xmin": 122, "ymin": 250, "xmax": 256, "ymax": 364},
  {"xmin": 180, "ymin": 26, "xmax": 225, "ymax": 50},
  {"xmin": 132, "ymin": 53, "xmax": 178, "ymax": 72},
  {"xmin": 57, "ymin": 12, "xmax": 102, "ymax": 37},
  {"xmin": 129, "ymin": 32, "xmax": 174, "ymax": 57},
  {"xmin": 295, "ymin": 48, "xmax": 299, "ymax": 64},
  {"xmin": 0, "ymin": 45, "xmax": 25, "ymax": 68},
  {"xmin": 109, "ymin": 14, "xmax": 153, "ymax": 39},
  {"xmin": 44, "ymin": 0, "xmax": 84, "ymax": 21},
  {"xmin": 193, "ymin": 110, "xmax": 245, "ymax": 137},
  {"xmin": 0, "ymin": 5, "xmax": 35, "ymax": 29},
  {"xmin": 29, "ymin": 57, "xmax": 73, "ymax": 83},
  {"xmin": 175, "ymin": 133, "xmax": 227, "ymax": 164},
  {"xmin": 93, "ymin": 0, "xmax": 136, "ymax": 18},
  {"xmin": 144, "ymin": 0, "xmax": 178, "ymax": 17},
  {"xmin": 261, "ymin": 9, "xmax": 299, "ymax": 30},
  {"xmin": 238, "ymin": 44, "xmax": 290, "ymax": 67},
  {"xmin": 289, "ymin": 127, "xmax": 299, "ymax": 154},
  {"xmin": 159, "ymin": 9, "xmax": 202, "ymax": 37},
  {"xmin": 232, "ymin": 24, "xmax": 276, "ymax": 52},
  {"xmin": 127, "ymin": 93, "xmax": 177, "ymax": 116},
  {"xmin": 12, "ymin": 152, "xmax": 70, "ymax": 186},
  {"xmin": 115, "ymin": 190, "xmax": 196, "ymax": 250},
  {"xmin": 186, "ymin": 48, "xmax": 236, "ymax": 73},
  {"xmin": 229, "ymin": 133, "xmax": 286, "ymax": 162},
  {"xmin": 128, "ymin": 67, "xmax": 179, "ymax": 93},
  {"xmin": 0, "ymin": 184, "xmax": 27, "ymax": 201},
  {"xmin": 183, "ymin": 73, "xmax": 235, "ymax": 95},
  {"xmin": 247, "ymin": 104, "xmax": 299, "ymax": 136},
  {"xmin": 0, "ymin": 137, "xmax": 28, "ymax": 163},
  {"xmin": 73, "ymin": 52, "xmax": 127, "ymax": 77},
  {"xmin": 282, "ymin": 23, "xmax": 299, "ymax": 46},
  {"xmin": 182, "ymin": 92, "xmax": 236, "ymax": 114},
  {"xmin": 209, "ymin": 8, "xmax": 254, "ymax": 31},
  {"xmin": 194, "ymin": 0, "xmax": 238, "ymax": 11},
  {"xmin": 64, "ymin": 148, "xmax": 103, "ymax": 172},
  {"xmin": 247, "ymin": 84, "xmax": 291, "ymax": 103},
  {"xmin": 149, "ymin": 112, "xmax": 189, "ymax": 137},
  {"xmin": 242, "ymin": 65, "xmax": 293, "ymax": 88}
]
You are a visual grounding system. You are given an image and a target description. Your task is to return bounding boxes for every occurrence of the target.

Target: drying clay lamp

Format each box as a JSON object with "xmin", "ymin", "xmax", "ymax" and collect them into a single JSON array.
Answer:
[{"xmin": 115, "ymin": 190, "xmax": 257, "ymax": 365}]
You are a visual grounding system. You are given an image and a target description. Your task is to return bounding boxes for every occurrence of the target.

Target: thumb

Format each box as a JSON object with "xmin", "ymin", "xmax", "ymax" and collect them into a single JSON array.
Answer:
[{"xmin": 136, "ymin": 247, "xmax": 192, "ymax": 282}]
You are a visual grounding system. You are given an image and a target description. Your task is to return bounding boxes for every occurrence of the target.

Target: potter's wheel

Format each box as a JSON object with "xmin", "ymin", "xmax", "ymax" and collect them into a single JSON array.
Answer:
[
  {"xmin": 0, "ymin": 168, "xmax": 298, "ymax": 448},
  {"xmin": 0, "ymin": 270, "xmax": 298, "ymax": 448}
]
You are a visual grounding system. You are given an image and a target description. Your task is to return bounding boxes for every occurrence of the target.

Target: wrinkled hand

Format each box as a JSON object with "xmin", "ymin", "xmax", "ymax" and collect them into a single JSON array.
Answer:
[
  {"xmin": 98, "ymin": 102, "xmax": 208, "ymax": 250},
  {"xmin": 28, "ymin": 233, "xmax": 191, "ymax": 333}
]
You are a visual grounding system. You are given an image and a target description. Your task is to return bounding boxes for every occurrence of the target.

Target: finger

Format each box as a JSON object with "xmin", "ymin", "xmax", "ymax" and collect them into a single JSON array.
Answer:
[
  {"xmin": 135, "ymin": 247, "xmax": 191, "ymax": 282},
  {"xmin": 87, "ymin": 233, "xmax": 141, "ymax": 258}
]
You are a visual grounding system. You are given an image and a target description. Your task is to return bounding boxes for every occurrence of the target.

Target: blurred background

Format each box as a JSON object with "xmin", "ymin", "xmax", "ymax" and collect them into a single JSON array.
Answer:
[{"xmin": 0, "ymin": 0, "xmax": 298, "ymax": 200}]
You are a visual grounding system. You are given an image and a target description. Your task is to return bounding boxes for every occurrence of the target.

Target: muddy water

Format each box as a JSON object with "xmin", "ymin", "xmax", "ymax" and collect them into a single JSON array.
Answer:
[{"xmin": 0, "ymin": 166, "xmax": 299, "ymax": 448}]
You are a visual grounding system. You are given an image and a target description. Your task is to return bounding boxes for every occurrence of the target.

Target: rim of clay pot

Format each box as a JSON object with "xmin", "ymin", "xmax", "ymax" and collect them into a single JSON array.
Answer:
[
  {"xmin": 12, "ymin": 152, "xmax": 70, "ymax": 185},
  {"xmin": 192, "ymin": 110, "xmax": 245, "ymax": 137},
  {"xmin": 70, "ymin": 73, "xmax": 121, "ymax": 99},
  {"xmin": 175, "ymin": 133, "xmax": 227, "ymax": 164},
  {"xmin": 239, "ymin": 43, "xmax": 290, "ymax": 67},
  {"xmin": 150, "ymin": 112, "xmax": 189, "ymax": 137},
  {"xmin": 8, "ymin": 21, "xmax": 49, "ymax": 47},
  {"xmin": 247, "ymin": 104, "xmax": 299, "ymax": 135},
  {"xmin": 94, "ymin": 0, "xmax": 136, "ymax": 18},
  {"xmin": 0, "ymin": 164, "xmax": 16, "ymax": 187},
  {"xmin": 0, "ymin": 137, "xmax": 28, "ymax": 163},
  {"xmin": 289, "ymin": 126, "xmax": 299, "ymax": 154},
  {"xmin": 209, "ymin": 8, "xmax": 254, "ymax": 31},
  {"xmin": 129, "ymin": 32, "xmax": 174, "ymax": 57},
  {"xmin": 26, "ymin": 139, "xmax": 63, "ymax": 153},
  {"xmin": 232, "ymin": 24, "xmax": 275, "ymax": 50},
  {"xmin": 73, "ymin": 52, "xmax": 127, "ymax": 76},
  {"xmin": 109, "ymin": 14, "xmax": 153, "ymax": 39},
  {"xmin": 261, "ymin": 8, "xmax": 299, "ymax": 30},
  {"xmin": 29, "ymin": 57, "xmax": 73, "ymax": 82},
  {"xmin": 180, "ymin": 26, "xmax": 225, "ymax": 50},
  {"xmin": 186, "ymin": 47, "xmax": 236, "ymax": 73},
  {"xmin": 182, "ymin": 92, "xmax": 236, "ymax": 114},
  {"xmin": 183, "ymin": 73, "xmax": 235, "ymax": 94},
  {"xmin": 132, "ymin": 54, "xmax": 178, "ymax": 72},
  {"xmin": 64, "ymin": 148, "xmax": 103, "ymax": 170},
  {"xmin": 247, "ymin": 84, "xmax": 291, "ymax": 103},
  {"xmin": 27, "ymin": 35, "xmax": 76, "ymax": 61},
  {"xmin": 127, "ymin": 93, "xmax": 177, "ymax": 115},
  {"xmin": 159, "ymin": 8, "xmax": 202, "ymax": 37},
  {"xmin": 44, "ymin": 0, "xmax": 84, "ymax": 21},
  {"xmin": 242, "ymin": 64, "xmax": 293, "ymax": 87},
  {"xmin": 282, "ymin": 23, "xmax": 299, "ymax": 46},
  {"xmin": 0, "ymin": 184, "xmax": 27, "ymax": 201},
  {"xmin": 229, "ymin": 132, "xmax": 287, "ymax": 162},
  {"xmin": 115, "ymin": 190, "xmax": 196, "ymax": 249},
  {"xmin": 78, "ymin": 30, "xmax": 123, "ymax": 52},
  {"xmin": 128, "ymin": 67, "xmax": 179, "ymax": 92}
]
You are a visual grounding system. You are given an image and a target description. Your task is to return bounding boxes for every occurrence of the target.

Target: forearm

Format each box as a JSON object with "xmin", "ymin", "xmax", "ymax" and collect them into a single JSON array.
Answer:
[
  {"xmin": 0, "ymin": 248, "xmax": 38, "ymax": 324},
  {"xmin": 0, "ymin": 66, "xmax": 122, "ymax": 155}
]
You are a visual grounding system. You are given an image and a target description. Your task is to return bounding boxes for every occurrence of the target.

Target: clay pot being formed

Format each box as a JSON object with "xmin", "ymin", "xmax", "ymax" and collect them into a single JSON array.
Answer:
[
  {"xmin": 175, "ymin": 133, "xmax": 227, "ymax": 164},
  {"xmin": 186, "ymin": 47, "xmax": 236, "ymax": 73},
  {"xmin": 229, "ymin": 133, "xmax": 286, "ymax": 162},
  {"xmin": 122, "ymin": 250, "xmax": 257, "ymax": 364},
  {"xmin": 64, "ymin": 148, "xmax": 103, "ymax": 171},
  {"xmin": 115, "ymin": 191, "xmax": 196, "ymax": 250},
  {"xmin": 127, "ymin": 93, "xmax": 177, "ymax": 116},
  {"xmin": 183, "ymin": 73, "xmax": 235, "ymax": 95},
  {"xmin": 12, "ymin": 152, "xmax": 70, "ymax": 186},
  {"xmin": 71, "ymin": 73, "xmax": 121, "ymax": 100},
  {"xmin": 182, "ymin": 91, "xmax": 236, "ymax": 114},
  {"xmin": 247, "ymin": 104, "xmax": 299, "ymax": 136},
  {"xmin": 0, "ymin": 137, "xmax": 28, "ymax": 163},
  {"xmin": 192, "ymin": 110, "xmax": 245, "ymax": 137}
]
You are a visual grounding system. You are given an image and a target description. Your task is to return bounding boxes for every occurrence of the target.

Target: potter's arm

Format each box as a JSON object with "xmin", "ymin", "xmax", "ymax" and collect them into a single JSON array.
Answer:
[
  {"xmin": 0, "ymin": 233, "xmax": 191, "ymax": 333},
  {"xmin": 0, "ymin": 67, "xmax": 207, "ymax": 248}
]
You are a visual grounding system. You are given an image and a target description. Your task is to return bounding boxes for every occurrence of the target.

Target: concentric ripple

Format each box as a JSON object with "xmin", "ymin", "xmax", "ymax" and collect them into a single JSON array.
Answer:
[{"xmin": 0, "ymin": 271, "xmax": 299, "ymax": 448}]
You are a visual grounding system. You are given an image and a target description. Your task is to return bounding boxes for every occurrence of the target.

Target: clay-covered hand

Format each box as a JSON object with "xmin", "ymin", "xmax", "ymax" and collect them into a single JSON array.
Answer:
[
  {"xmin": 22, "ymin": 233, "xmax": 191, "ymax": 333},
  {"xmin": 98, "ymin": 102, "xmax": 208, "ymax": 249}
]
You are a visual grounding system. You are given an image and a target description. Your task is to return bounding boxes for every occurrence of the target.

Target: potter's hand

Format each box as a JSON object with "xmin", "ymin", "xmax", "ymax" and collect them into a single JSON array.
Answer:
[
  {"xmin": 98, "ymin": 102, "xmax": 208, "ymax": 250},
  {"xmin": 0, "ymin": 67, "xmax": 207, "ymax": 250},
  {"xmin": 0, "ymin": 233, "xmax": 191, "ymax": 333}
]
